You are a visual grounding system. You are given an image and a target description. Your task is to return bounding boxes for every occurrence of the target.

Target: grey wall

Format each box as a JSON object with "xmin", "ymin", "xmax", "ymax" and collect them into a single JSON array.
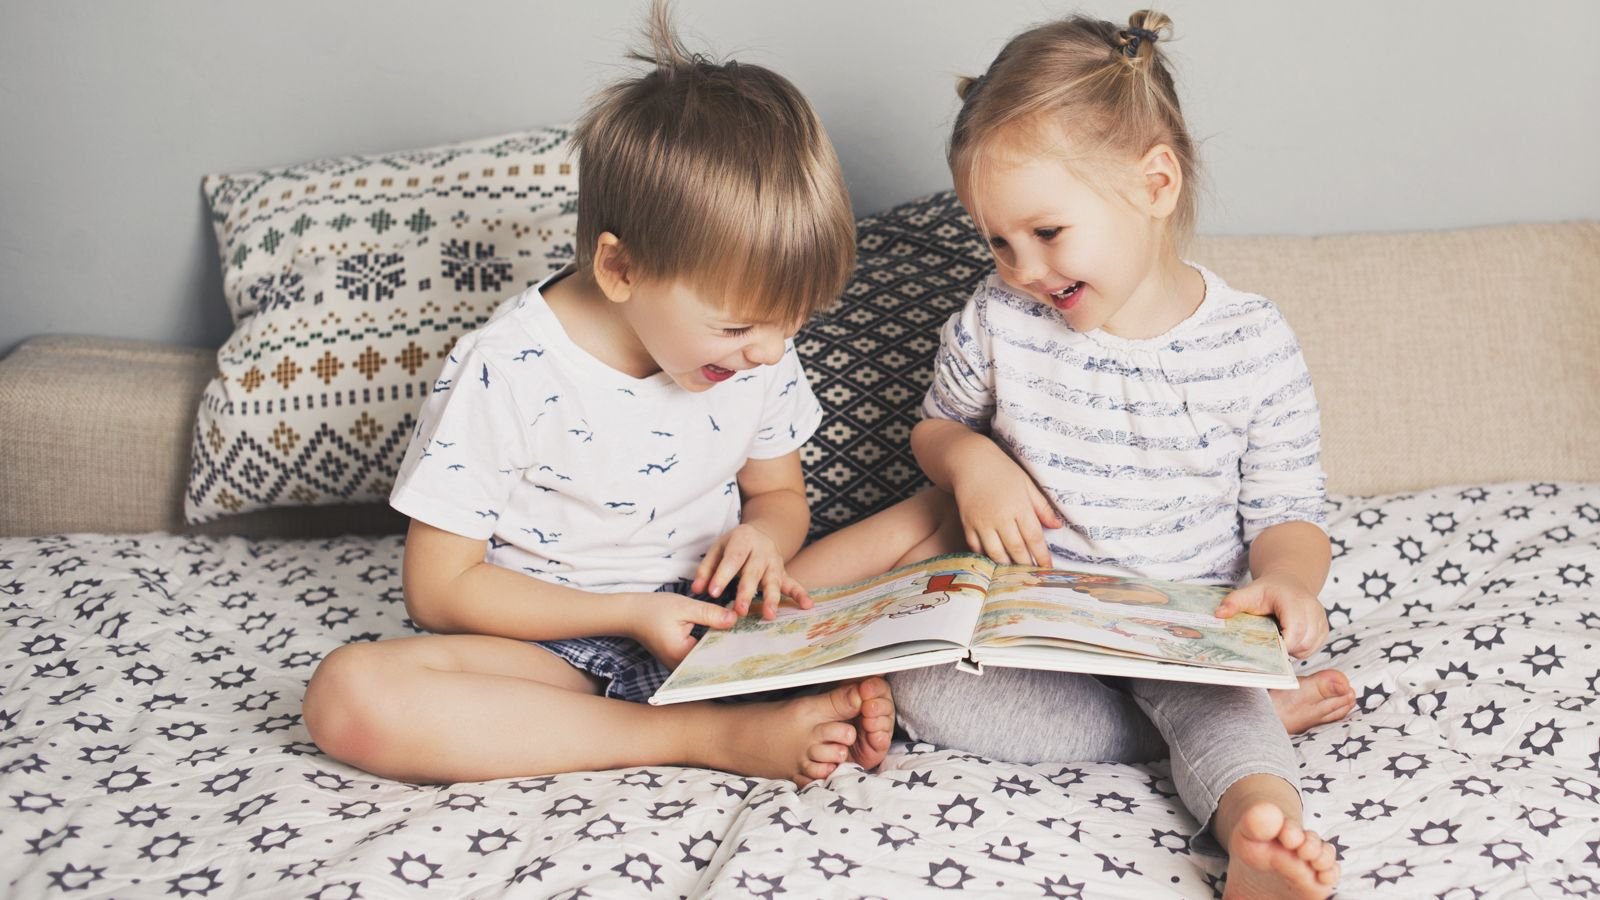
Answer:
[{"xmin": 2, "ymin": 1, "xmax": 1597, "ymax": 357}]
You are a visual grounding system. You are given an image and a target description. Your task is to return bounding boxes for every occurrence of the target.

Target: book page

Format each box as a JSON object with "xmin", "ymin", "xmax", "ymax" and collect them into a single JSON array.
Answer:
[
  {"xmin": 659, "ymin": 554, "xmax": 995, "ymax": 696},
  {"xmin": 973, "ymin": 567, "xmax": 1287, "ymax": 674}
]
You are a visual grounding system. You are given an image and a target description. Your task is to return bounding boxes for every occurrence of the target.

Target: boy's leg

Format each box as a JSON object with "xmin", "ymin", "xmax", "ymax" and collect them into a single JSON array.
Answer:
[
  {"xmin": 1123, "ymin": 679, "xmax": 1339, "ymax": 898},
  {"xmin": 303, "ymin": 634, "xmax": 892, "ymax": 784},
  {"xmin": 889, "ymin": 664, "xmax": 1166, "ymax": 764},
  {"xmin": 788, "ymin": 487, "xmax": 965, "ymax": 588}
]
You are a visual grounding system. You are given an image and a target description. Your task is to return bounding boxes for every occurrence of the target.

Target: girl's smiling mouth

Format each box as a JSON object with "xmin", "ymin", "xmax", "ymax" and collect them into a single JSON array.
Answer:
[
  {"xmin": 702, "ymin": 364, "xmax": 736, "ymax": 382},
  {"xmin": 1048, "ymin": 281, "xmax": 1085, "ymax": 310}
]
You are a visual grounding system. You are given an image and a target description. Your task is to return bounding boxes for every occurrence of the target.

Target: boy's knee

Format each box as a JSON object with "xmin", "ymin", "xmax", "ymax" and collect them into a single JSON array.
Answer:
[{"xmin": 303, "ymin": 643, "xmax": 391, "ymax": 766}]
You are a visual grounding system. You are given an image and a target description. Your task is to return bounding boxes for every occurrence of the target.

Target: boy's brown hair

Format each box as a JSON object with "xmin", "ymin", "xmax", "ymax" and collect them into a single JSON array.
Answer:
[{"xmin": 573, "ymin": 1, "xmax": 855, "ymax": 324}]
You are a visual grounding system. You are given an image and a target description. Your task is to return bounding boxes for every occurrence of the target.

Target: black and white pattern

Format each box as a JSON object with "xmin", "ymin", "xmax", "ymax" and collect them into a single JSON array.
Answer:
[
  {"xmin": 795, "ymin": 192, "xmax": 986, "ymax": 539},
  {"xmin": 4, "ymin": 482, "xmax": 1598, "ymax": 897}
]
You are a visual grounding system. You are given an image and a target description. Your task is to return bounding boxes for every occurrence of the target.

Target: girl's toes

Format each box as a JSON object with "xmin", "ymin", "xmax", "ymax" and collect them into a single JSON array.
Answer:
[
  {"xmin": 1314, "ymin": 842, "xmax": 1338, "ymax": 871},
  {"xmin": 1296, "ymin": 832, "xmax": 1323, "ymax": 861}
]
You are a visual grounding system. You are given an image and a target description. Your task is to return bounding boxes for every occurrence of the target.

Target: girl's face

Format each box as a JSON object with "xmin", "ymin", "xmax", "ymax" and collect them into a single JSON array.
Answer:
[{"xmin": 958, "ymin": 144, "xmax": 1186, "ymax": 339}]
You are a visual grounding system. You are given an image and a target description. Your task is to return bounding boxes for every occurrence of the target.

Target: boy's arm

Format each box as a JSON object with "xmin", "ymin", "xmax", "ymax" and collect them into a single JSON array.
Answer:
[
  {"xmin": 1215, "ymin": 520, "xmax": 1332, "ymax": 658},
  {"xmin": 403, "ymin": 520, "xmax": 732, "ymax": 658},
  {"xmin": 693, "ymin": 450, "xmax": 812, "ymax": 619}
]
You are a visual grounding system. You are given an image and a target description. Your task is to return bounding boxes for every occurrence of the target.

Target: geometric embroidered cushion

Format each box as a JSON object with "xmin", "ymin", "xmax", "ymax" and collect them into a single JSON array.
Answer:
[
  {"xmin": 793, "ymin": 191, "xmax": 989, "ymax": 540},
  {"xmin": 186, "ymin": 126, "xmax": 578, "ymax": 522}
]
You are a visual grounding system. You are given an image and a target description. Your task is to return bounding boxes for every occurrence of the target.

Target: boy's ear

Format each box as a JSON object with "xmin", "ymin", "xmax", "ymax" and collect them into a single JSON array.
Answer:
[
  {"xmin": 591, "ymin": 232, "xmax": 635, "ymax": 304},
  {"xmin": 1137, "ymin": 144, "xmax": 1183, "ymax": 220}
]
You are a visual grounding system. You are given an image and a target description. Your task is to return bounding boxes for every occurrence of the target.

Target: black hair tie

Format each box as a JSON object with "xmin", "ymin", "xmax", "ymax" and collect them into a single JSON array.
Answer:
[{"xmin": 1122, "ymin": 27, "xmax": 1159, "ymax": 57}]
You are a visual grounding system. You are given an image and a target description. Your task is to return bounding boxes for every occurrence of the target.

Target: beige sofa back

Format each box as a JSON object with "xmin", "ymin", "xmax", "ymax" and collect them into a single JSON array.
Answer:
[
  {"xmin": 1, "ymin": 221, "xmax": 1596, "ymax": 537},
  {"xmin": 1194, "ymin": 222, "xmax": 1599, "ymax": 496}
]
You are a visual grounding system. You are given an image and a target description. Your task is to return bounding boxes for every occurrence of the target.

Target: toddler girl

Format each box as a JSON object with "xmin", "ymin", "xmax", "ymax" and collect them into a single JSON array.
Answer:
[{"xmin": 790, "ymin": 11, "xmax": 1352, "ymax": 898}]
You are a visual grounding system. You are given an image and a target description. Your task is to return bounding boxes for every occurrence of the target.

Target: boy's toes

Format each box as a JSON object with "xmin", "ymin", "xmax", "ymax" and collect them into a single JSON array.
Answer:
[
  {"xmin": 824, "ymin": 682, "xmax": 863, "ymax": 718},
  {"xmin": 798, "ymin": 760, "xmax": 837, "ymax": 783},
  {"xmin": 813, "ymin": 720, "xmax": 856, "ymax": 748}
]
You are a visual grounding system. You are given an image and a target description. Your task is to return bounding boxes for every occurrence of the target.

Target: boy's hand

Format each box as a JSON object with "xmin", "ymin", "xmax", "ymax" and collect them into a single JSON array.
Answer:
[
  {"xmin": 1215, "ymin": 572, "xmax": 1330, "ymax": 659},
  {"xmin": 692, "ymin": 524, "xmax": 813, "ymax": 620},
  {"xmin": 951, "ymin": 445, "xmax": 1062, "ymax": 567},
  {"xmin": 630, "ymin": 593, "xmax": 739, "ymax": 670}
]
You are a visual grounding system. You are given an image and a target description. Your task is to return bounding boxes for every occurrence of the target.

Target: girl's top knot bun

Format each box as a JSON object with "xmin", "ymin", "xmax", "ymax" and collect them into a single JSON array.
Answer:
[{"xmin": 1117, "ymin": 10, "xmax": 1172, "ymax": 64}]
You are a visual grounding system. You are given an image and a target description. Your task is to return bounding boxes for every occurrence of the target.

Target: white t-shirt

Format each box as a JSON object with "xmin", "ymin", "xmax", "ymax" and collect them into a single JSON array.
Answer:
[
  {"xmin": 923, "ymin": 266, "xmax": 1327, "ymax": 585},
  {"xmin": 390, "ymin": 270, "xmax": 823, "ymax": 594}
]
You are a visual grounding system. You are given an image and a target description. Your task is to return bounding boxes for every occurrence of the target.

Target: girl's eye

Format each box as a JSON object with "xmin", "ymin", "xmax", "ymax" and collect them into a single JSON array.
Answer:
[
  {"xmin": 721, "ymin": 326, "xmax": 754, "ymax": 337},
  {"xmin": 1034, "ymin": 227, "xmax": 1062, "ymax": 240},
  {"xmin": 987, "ymin": 236, "xmax": 1009, "ymax": 250}
]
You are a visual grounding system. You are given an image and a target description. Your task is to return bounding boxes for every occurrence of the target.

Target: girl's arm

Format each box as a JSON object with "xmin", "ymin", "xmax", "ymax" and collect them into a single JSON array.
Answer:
[
  {"xmin": 693, "ymin": 450, "xmax": 813, "ymax": 619},
  {"xmin": 912, "ymin": 417, "xmax": 1061, "ymax": 566},
  {"xmin": 1215, "ymin": 520, "xmax": 1332, "ymax": 658},
  {"xmin": 402, "ymin": 520, "xmax": 732, "ymax": 655}
]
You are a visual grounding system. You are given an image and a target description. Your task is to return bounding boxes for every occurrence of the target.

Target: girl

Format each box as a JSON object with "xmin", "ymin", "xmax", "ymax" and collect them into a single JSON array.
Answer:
[{"xmin": 789, "ymin": 11, "xmax": 1351, "ymax": 898}]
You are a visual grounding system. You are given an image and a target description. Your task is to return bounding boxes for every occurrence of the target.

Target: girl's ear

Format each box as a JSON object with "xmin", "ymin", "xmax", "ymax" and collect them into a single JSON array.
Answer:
[
  {"xmin": 1137, "ymin": 144, "xmax": 1184, "ymax": 220},
  {"xmin": 591, "ymin": 232, "xmax": 635, "ymax": 304}
]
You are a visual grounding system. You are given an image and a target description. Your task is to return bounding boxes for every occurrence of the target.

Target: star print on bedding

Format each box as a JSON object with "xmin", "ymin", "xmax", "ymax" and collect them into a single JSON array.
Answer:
[{"xmin": 2, "ymin": 481, "xmax": 1597, "ymax": 897}]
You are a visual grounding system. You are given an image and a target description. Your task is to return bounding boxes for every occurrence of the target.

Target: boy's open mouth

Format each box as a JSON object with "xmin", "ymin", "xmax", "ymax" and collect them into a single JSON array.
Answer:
[
  {"xmin": 1048, "ymin": 281, "xmax": 1085, "ymax": 311},
  {"xmin": 702, "ymin": 364, "xmax": 735, "ymax": 382}
]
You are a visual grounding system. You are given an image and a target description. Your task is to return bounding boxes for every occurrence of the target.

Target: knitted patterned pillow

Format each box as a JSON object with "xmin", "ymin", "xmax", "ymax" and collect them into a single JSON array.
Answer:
[
  {"xmin": 187, "ymin": 127, "xmax": 578, "ymax": 522},
  {"xmin": 793, "ymin": 191, "xmax": 988, "ymax": 539}
]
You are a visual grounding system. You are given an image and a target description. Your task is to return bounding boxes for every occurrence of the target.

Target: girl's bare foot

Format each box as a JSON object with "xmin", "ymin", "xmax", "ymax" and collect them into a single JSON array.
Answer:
[
  {"xmin": 1223, "ymin": 801, "xmax": 1339, "ymax": 899},
  {"xmin": 1270, "ymin": 669, "xmax": 1355, "ymax": 733},
  {"xmin": 850, "ymin": 676, "xmax": 895, "ymax": 771}
]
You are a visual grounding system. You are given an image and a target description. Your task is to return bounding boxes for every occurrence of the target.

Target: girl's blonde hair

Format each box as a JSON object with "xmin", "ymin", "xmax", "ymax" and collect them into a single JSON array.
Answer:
[
  {"xmin": 573, "ymin": 0, "xmax": 855, "ymax": 324},
  {"xmin": 949, "ymin": 10, "xmax": 1198, "ymax": 244}
]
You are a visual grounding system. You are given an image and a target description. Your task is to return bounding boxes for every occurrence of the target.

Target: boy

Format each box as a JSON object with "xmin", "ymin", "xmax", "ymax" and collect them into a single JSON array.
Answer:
[{"xmin": 303, "ymin": 3, "xmax": 893, "ymax": 787}]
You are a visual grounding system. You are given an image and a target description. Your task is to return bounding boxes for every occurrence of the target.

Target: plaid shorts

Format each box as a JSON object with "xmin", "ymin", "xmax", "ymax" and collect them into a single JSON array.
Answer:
[{"xmin": 534, "ymin": 580, "xmax": 711, "ymax": 704}]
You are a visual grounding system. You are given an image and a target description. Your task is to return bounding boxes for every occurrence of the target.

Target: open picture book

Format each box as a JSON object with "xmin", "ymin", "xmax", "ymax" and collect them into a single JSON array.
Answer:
[{"xmin": 650, "ymin": 553, "xmax": 1297, "ymax": 705}]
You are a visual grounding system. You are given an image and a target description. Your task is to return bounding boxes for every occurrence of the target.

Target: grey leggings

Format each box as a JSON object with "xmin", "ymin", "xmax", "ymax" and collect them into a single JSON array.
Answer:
[{"xmin": 890, "ymin": 664, "xmax": 1298, "ymax": 834}]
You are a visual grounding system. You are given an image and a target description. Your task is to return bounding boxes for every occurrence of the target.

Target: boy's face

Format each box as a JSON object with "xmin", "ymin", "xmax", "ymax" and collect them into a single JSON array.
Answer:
[{"xmin": 620, "ymin": 277, "xmax": 799, "ymax": 393}]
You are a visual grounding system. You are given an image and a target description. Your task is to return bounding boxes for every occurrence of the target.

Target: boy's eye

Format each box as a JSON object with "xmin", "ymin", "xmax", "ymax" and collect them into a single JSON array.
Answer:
[
  {"xmin": 1034, "ymin": 227, "xmax": 1062, "ymax": 240},
  {"xmin": 720, "ymin": 325, "xmax": 754, "ymax": 337}
]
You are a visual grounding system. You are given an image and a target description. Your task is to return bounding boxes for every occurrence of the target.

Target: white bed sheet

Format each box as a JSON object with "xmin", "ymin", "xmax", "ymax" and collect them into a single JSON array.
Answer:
[{"xmin": 2, "ymin": 482, "xmax": 1598, "ymax": 898}]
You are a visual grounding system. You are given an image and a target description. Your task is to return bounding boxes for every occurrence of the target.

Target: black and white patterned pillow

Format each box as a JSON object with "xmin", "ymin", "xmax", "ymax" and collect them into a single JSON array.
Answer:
[{"xmin": 795, "ymin": 192, "xmax": 986, "ymax": 539}]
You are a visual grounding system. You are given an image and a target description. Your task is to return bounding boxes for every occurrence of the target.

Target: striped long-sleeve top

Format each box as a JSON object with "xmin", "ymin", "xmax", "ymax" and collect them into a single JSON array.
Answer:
[{"xmin": 922, "ymin": 265, "xmax": 1327, "ymax": 585}]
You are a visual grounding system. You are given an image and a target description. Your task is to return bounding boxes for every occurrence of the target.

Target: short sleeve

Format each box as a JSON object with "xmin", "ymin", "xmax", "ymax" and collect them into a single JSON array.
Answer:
[
  {"xmin": 747, "ymin": 341, "xmax": 823, "ymax": 459},
  {"xmin": 1238, "ymin": 315, "xmax": 1328, "ymax": 544},
  {"xmin": 920, "ymin": 285, "xmax": 996, "ymax": 430},
  {"xmin": 389, "ymin": 339, "xmax": 533, "ymax": 539}
]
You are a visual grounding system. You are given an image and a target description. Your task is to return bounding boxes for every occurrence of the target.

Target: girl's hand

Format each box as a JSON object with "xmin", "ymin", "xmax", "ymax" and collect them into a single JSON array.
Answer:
[
  {"xmin": 1215, "ymin": 572, "xmax": 1330, "ymax": 658},
  {"xmin": 630, "ymin": 593, "xmax": 739, "ymax": 670},
  {"xmin": 950, "ymin": 444, "xmax": 1063, "ymax": 566},
  {"xmin": 692, "ymin": 524, "xmax": 814, "ymax": 621}
]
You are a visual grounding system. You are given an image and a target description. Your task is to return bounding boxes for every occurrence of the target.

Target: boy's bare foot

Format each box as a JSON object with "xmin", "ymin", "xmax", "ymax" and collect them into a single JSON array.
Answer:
[
  {"xmin": 850, "ymin": 676, "xmax": 895, "ymax": 771},
  {"xmin": 1223, "ymin": 801, "xmax": 1340, "ymax": 899},
  {"xmin": 1270, "ymin": 669, "xmax": 1355, "ymax": 733},
  {"xmin": 709, "ymin": 681, "xmax": 865, "ymax": 786}
]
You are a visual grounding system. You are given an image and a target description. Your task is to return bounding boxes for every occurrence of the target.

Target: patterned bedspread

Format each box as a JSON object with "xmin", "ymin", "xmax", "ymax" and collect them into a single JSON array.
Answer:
[{"xmin": 3, "ymin": 482, "xmax": 1598, "ymax": 898}]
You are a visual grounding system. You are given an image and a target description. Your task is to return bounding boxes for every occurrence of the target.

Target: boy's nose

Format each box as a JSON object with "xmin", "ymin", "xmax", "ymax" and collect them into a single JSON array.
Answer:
[{"xmin": 744, "ymin": 329, "xmax": 785, "ymax": 367}]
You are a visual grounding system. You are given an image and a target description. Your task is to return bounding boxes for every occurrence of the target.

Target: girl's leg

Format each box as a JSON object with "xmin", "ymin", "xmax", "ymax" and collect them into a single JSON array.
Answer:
[
  {"xmin": 787, "ymin": 487, "xmax": 965, "ymax": 588},
  {"xmin": 889, "ymin": 664, "xmax": 1166, "ymax": 764},
  {"xmin": 1124, "ymin": 679, "xmax": 1339, "ymax": 898},
  {"xmin": 303, "ymin": 634, "xmax": 894, "ymax": 785}
]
